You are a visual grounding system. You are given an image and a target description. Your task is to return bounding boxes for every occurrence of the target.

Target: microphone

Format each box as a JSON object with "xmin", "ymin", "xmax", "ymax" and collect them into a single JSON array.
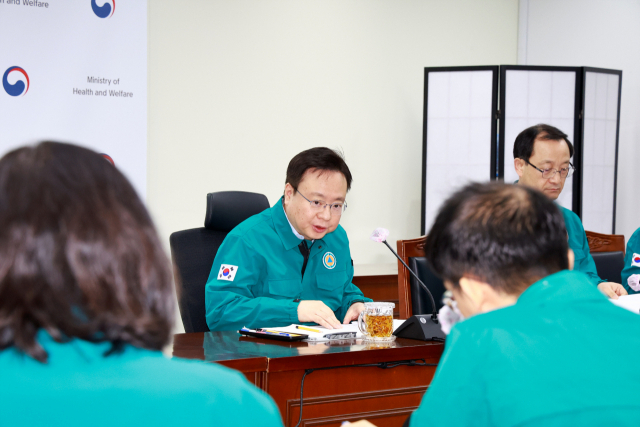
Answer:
[{"xmin": 370, "ymin": 228, "xmax": 446, "ymax": 341}]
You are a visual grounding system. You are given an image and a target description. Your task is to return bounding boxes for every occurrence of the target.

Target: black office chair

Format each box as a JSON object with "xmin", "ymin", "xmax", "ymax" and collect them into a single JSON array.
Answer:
[
  {"xmin": 408, "ymin": 257, "xmax": 446, "ymax": 316},
  {"xmin": 591, "ymin": 251, "xmax": 625, "ymax": 284},
  {"xmin": 169, "ymin": 191, "xmax": 270, "ymax": 333},
  {"xmin": 396, "ymin": 237, "xmax": 445, "ymax": 318}
]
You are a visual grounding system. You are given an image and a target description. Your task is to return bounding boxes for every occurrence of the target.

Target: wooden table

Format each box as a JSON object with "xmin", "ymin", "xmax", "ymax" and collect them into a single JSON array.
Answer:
[{"xmin": 173, "ymin": 331, "xmax": 444, "ymax": 427}]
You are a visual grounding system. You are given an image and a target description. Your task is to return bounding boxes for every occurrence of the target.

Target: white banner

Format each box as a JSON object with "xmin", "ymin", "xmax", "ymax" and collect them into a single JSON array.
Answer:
[{"xmin": 0, "ymin": 0, "xmax": 147, "ymax": 197}]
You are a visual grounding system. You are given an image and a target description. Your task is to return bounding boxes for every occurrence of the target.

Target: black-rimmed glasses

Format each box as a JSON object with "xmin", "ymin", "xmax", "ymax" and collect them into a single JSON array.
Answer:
[
  {"xmin": 524, "ymin": 160, "xmax": 576, "ymax": 179},
  {"xmin": 296, "ymin": 190, "xmax": 347, "ymax": 215}
]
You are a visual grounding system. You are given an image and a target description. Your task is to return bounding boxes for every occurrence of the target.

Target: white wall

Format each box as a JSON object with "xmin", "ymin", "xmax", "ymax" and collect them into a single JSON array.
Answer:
[
  {"xmin": 520, "ymin": 0, "xmax": 640, "ymax": 240},
  {"xmin": 148, "ymin": 0, "xmax": 519, "ymax": 281}
]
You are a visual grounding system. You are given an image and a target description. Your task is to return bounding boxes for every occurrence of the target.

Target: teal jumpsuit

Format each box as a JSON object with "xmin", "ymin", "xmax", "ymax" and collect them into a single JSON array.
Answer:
[
  {"xmin": 205, "ymin": 197, "xmax": 371, "ymax": 331},
  {"xmin": 560, "ymin": 205, "xmax": 605, "ymax": 286},
  {"xmin": 0, "ymin": 331, "xmax": 283, "ymax": 427},
  {"xmin": 621, "ymin": 227, "xmax": 640, "ymax": 294},
  {"xmin": 410, "ymin": 270, "xmax": 640, "ymax": 427}
]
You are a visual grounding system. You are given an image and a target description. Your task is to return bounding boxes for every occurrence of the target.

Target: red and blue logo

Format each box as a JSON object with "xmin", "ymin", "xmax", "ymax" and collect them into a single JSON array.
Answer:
[
  {"xmin": 92, "ymin": 0, "xmax": 115, "ymax": 19},
  {"xmin": 3, "ymin": 66, "xmax": 29, "ymax": 97}
]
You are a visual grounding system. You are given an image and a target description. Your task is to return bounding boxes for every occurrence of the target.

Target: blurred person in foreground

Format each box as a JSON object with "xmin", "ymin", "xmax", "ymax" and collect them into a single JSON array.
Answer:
[
  {"xmin": 408, "ymin": 182, "xmax": 640, "ymax": 427},
  {"xmin": 0, "ymin": 142, "xmax": 283, "ymax": 427}
]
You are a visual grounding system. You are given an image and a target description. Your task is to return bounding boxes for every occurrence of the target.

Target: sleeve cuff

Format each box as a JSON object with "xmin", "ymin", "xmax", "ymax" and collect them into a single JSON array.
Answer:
[{"xmin": 288, "ymin": 300, "xmax": 300, "ymax": 323}]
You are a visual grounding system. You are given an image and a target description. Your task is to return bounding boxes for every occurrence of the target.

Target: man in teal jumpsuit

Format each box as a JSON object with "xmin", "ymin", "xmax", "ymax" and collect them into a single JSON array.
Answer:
[
  {"xmin": 622, "ymin": 227, "xmax": 640, "ymax": 294},
  {"xmin": 513, "ymin": 123, "xmax": 626, "ymax": 299},
  {"xmin": 409, "ymin": 182, "xmax": 640, "ymax": 426},
  {"xmin": 205, "ymin": 147, "xmax": 371, "ymax": 332}
]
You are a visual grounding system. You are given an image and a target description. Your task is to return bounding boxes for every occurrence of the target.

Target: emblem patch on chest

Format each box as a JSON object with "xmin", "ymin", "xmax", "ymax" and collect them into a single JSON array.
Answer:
[
  {"xmin": 218, "ymin": 264, "xmax": 238, "ymax": 281},
  {"xmin": 632, "ymin": 253, "xmax": 640, "ymax": 267},
  {"xmin": 322, "ymin": 252, "xmax": 336, "ymax": 269}
]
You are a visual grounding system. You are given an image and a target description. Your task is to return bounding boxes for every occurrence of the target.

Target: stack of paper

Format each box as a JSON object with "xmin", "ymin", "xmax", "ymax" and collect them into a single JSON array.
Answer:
[
  {"xmin": 264, "ymin": 320, "xmax": 406, "ymax": 342},
  {"xmin": 610, "ymin": 294, "xmax": 640, "ymax": 314}
]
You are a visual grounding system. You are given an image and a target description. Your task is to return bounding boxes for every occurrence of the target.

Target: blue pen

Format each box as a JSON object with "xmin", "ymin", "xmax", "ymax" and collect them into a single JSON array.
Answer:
[{"xmin": 257, "ymin": 328, "xmax": 292, "ymax": 337}]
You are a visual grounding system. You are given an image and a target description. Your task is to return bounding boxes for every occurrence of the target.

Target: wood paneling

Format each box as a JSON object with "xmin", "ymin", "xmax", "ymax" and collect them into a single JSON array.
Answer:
[
  {"xmin": 353, "ymin": 274, "xmax": 399, "ymax": 317},
  {"xmin": 173, "ymin": 331, "xmax": 444, "ymax": 427},
  {"xmin": 585, "ymin": 230, "xmax": 625, "ymax": 253}
]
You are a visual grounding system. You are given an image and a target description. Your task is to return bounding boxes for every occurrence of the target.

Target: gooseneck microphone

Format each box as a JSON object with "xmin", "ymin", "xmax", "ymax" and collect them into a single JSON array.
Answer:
[{"xmin": 370, "ymin": 228, "xmax": 446, "ymax": 341}]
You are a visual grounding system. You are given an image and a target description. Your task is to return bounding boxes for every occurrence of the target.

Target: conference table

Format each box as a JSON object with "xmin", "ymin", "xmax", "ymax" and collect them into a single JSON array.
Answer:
[{"xmin": 173, "ymin": 331, "xmax": 444, "ymax": 427}]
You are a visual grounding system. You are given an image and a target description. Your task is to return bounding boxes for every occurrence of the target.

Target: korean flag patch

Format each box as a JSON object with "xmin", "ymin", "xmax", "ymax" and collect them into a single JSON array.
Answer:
[
  {"xmin": 632, "ymin": 254, "xmax": 640, "ymax": 268},
  {"xmin": 218, "ymin": 264, "xmax": 238, "ymax": 281}
]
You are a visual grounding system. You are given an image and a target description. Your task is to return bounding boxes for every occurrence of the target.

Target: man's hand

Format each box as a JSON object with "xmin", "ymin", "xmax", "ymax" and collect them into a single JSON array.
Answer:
[
  {"xmin": 343, "ymin": 302, "xmax": 365, "ymax": 324},
  {"xmin": 597, "ymin": 282, "xmax": 628, "ymax": 299},
  {"xmin": 297, "ymin": 300, "xmax": 342, "ymax": 329}
]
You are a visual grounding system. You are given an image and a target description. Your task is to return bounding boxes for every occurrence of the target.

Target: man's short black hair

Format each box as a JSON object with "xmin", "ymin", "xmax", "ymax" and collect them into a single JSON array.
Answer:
[
  {"xmin": 513, "ymin": 124, "xmax": 574, "ymax": 161},
  {"xmin": 286, "ymin": 147, "xmax": 352, "ymax": 191},
  {"xmin": 424, "ymin": 182, "xmax": 569, "ymax": 294}
]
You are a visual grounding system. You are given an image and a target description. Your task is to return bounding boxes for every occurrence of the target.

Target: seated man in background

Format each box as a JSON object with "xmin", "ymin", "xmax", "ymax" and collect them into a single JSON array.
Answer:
[
  {"xmin": 205, "ymin": 147, "xmax": 370, "ymax": 331},
  {"xmin": 408, "ymin": 182, "xmax": 640, "ymax": 426},
  {"xmin": 513, "ymin": 123, "xmax": 626, "ymax": 299},
  {"xmin": 0, "ymin": 142, "xmax": 283, "ymax": 427},
  {"xmin": 622, "ymin": 227, "xmax": 640, "ymax": 294}
]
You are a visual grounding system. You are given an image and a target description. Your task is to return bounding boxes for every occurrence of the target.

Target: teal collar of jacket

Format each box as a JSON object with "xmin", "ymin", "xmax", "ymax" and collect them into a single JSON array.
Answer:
[{"xmin": 273, "ymin": 197, "xmax": 327, "ymax": 252}]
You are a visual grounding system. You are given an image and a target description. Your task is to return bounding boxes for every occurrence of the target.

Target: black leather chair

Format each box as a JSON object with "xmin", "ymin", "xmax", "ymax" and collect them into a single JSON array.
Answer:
[
  {"xmin": 408, "ymin": 257, "xmax": 446, "ymax": 316},
  {"xmin": 591, "ymin": 251, "xmax": 625, "ymax": 284},
  {"xmin": 169, "ymin": 191, "xmax": 270, "ymax": 333},
  {"xmin": 397, "ymin": 237, "xmax": 445, "ymax": 318}
]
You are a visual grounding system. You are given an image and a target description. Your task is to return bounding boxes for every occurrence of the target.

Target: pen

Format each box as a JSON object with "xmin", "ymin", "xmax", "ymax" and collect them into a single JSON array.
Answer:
[
  {"xmin": 256, "ymin": 328, "xmax": 292, "ymax": 336},
  {"xmin": 296, "ymin": 325, "xmax": 321, "ymax": 333}
]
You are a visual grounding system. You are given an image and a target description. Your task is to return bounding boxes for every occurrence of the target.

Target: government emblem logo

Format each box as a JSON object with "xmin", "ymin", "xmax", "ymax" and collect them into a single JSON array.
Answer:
[{"xmin": 322, "ymin": 252, "xmax": 336, "ymax": 269}]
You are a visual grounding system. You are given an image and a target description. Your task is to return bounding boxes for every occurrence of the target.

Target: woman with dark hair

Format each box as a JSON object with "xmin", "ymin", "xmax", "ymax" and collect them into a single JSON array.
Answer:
[{"xmin": 0, "ymin": 142, "xmax": 283, "ymax": 426}]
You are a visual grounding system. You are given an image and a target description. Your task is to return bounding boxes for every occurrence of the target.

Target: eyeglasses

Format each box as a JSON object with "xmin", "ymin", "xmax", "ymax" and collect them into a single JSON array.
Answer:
[
  {"xmin": 524, "ymin": 160, "xmax": 576, "ymax": 179},
  {"xmin": 296, "ymin": 190, "xmax": 347, "ymax": 215}
]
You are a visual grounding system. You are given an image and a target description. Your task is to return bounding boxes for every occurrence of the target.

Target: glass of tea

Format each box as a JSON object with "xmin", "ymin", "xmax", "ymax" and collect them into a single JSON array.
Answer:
[{"xmin": 357, "ymin": 302, "xmax": 395, "ymax": 342}]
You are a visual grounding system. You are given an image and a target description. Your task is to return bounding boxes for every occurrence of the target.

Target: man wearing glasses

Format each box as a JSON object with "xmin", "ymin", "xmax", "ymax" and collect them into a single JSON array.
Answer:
[
  {"xmin": 514, "ymin": 124, "xmax": 626, "ymax": 299},
  {"xmin": 205, "ymin": 147, "xmax": 370, "ymax": 331}
]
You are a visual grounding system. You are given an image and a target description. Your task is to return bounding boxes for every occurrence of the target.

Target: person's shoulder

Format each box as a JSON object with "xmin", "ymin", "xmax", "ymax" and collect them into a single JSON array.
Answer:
[
  {"xmin": 558, "ymin": 205, "xmax": 580, "ymax": 222},
  {"xmin": 557, "ymin": 206, "xmax": 586, "ymax": 235},
  {"xmin": 628, "ymin": 227, "xmax": 640, "ymax": 247},
  {"xmin": 227, "ymin": 206, "xmax": 273, "ymax": 237}
]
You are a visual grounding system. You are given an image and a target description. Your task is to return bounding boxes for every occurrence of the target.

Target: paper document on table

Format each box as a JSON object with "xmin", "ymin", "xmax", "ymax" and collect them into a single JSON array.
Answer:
[
  {"xmin": 264, "ymin": 320, "xmax": 406, "ymax": 342},
  {"xmin": 263, "ymin": 324, "xmax": 361, "ymax": 341},
  {"xmin": 610, "ymin": 294, "xmax": 640, "ymax": 314}
]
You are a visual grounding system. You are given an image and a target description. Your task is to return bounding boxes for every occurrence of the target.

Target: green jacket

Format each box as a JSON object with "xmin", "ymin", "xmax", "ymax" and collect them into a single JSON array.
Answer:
[
  {"xmin": 0, "ymin": 332, "xmax": 283, "ymax": 427},
  {"xmin": 205, "ymin": 197, "xmax": 371, "ymax": 331},
  {"xmin": 410, "ymin": 270, "xmax": 640, "ymax": 427},
  {"xmin": 560, "ymin": 205, "xmax": 604, "ymax": 285},
  {"xmin": 621, "ymin": 227, "xmax": 640, "ymax": 294}
]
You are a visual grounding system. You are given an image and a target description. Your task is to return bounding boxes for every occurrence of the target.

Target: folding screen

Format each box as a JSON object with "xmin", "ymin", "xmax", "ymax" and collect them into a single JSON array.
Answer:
[
  {"xmin": 422, "ymin": 65, "xmax": 622, "ymax": 234},
  {"xmin": 580, "ymin": 68, "xmax": 622, "ymax": 234},
  {"xmin": 421, "ymin": 66, "xmax": 498, "ymax": 234}
]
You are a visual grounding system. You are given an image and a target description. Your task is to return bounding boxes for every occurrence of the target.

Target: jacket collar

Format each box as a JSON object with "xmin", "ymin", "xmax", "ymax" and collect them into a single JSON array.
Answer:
[{"xmin": 273, "ymin": 197, "xmax": 308, "ymax": 250}]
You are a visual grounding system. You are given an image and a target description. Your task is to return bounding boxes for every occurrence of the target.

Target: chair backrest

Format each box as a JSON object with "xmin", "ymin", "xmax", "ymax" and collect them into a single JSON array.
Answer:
[
  {"xmin": 169, "ymin": 191, "xmax": 270, "ymax": 333},
  {"xmin": 591, "ymin": 251, "xmax": 625, "ymax": 284},
  {"xmin": 585, "ymin": 230, "xmax": 625, "ymax": 254},
  {"xmin": 396, "ymin": 237, "xmax": 445, "ymax": 319},
  {"xmin": 584, "ymin": 230, "xmax": 625, "ymax": 284}
]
